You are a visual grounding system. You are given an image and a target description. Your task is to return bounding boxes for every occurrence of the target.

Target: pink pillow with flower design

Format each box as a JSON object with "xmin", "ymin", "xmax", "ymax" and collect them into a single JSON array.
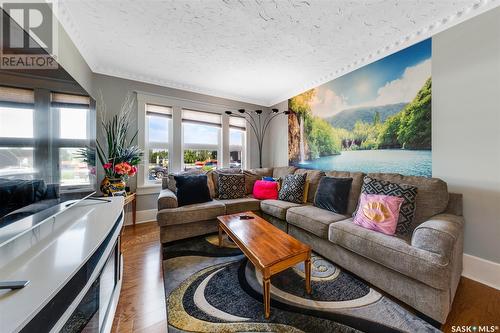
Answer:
[{"xmin": 353, "ymin": 193, "xmax": 404, "ymax": 235}]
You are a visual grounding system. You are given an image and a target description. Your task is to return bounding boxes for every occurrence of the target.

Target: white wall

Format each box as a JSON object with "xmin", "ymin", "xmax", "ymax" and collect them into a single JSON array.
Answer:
[
  {"xmin": 265, "ymin": 7, "xmax": 500, "ymax": 265},
  {"xmin": 432, "ymin": 6, "xmax": 500, "ymax": 263}
]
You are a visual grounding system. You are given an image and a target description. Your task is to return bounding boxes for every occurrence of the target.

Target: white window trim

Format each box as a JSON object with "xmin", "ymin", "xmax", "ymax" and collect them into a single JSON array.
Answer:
[{"xmin": 136, "ymin": 92, "xmax": 250, "ymax": 194}]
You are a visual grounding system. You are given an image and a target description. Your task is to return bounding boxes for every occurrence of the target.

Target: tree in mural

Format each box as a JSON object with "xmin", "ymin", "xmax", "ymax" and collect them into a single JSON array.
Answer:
[
  {"xmin": 378, "ymin": 78, "xmax": 432, "ymax": 149},
  {"xmin": 397, "ymin": 78, "xmax": 432, "ymax": 149}
]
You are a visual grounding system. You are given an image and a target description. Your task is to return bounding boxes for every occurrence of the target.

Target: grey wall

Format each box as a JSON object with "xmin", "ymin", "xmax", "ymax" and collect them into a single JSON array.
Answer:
[
  {"xmin": 55, "ymin": 20, "xmax": 94, "ymax": 95},
  {"xmin": 264, "ymin": 7, "xmax": 500, "ymax": 264},
  {"xmin": 92, "ymin": 73, "xmax": 269, "ymax": 211},
  {"xmin": 432, "ymin": 6, "xmax": 500, "ymax": 263}
]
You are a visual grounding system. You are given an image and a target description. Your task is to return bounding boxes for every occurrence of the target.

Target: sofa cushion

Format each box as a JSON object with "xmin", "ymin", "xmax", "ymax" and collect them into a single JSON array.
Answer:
[
  {"xmin": 294, "ymin": 169, "xmax": 325, "ymax": 203},
  {"xmin": 174, "ymin": 175, "xmax": 212, "ymax": 207},
  {"xmin": 279, "ymin": 173, "xmax": 307, "ymax": 203},
  {"xmin": 272, "ymin": 166, "xmax": 297, "ymax": 179},
  {"xmin": 260, "ymin": 199, "xmax": 303, "ymax": 220},
  {"xmin": 218, "ymin": 173, "xmax": 245, "ymax": 199},
  {"xmin": 367, "ymin": 173, "xmax": 449, "ymax": 228},
  {"xmin": 210, "ymin": 168, "xmax": 242, "ymax": 198},
  {"xmin": 243, "ymin": 168, "xmax": 273, "ymax": 194},
  {"xmin": 329, "ymin": 219, "xmax": 451, "ymax": 290},
  {"xmin": 217, "ymin": 197, "xmax": 261, "ymax": 215},
  {"xmin": 167, "ymin": 168, "xmax": 206, "ymax": 193},
  {"xmin": 325, "ymin": 171, "xmax": 365, "ymax": 215},
  {"xmin": 287, "ymin": 205, "xmax": 348, "ymax": 239},
  {"xmin": 157, "ymin": 200, "xmax": 225, "ymax": 226},
  {"xmin": 314, "ymin": 176, "xmax": 353, "ymax": 214},
  {"xmin": 358, "ymin": 176, "xmax": 418, "ymax": 236}
]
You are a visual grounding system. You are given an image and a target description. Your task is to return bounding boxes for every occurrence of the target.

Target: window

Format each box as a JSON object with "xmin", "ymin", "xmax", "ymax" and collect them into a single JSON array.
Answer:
[
  {"xmin": 51, "ymin": 93, "xmax": 92, "ymax": 187},
  {"xmin": 146, "ymin": 104, "xmax": 172, "ymax": 183},
  {"xmin": 229, "ymin": 117, "xmax": 246, "ymax": 168},
  {"xmin": 182, "ymin": 110, "xmax": 221, "ymax": 171},
  {"xmin": 0, "ymin": 86, "xmax": 35, "ymax": 179}
]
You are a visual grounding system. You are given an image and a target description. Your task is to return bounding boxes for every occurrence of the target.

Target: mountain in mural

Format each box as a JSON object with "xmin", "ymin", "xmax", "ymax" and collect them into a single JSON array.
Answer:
[{"xmin": 325, "ymin": 103, "xmax": 407, "ymax": 131}]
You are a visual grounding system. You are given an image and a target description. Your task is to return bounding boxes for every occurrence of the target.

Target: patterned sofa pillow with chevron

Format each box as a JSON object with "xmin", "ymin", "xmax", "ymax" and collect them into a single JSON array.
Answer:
[
  {"xmin": 278, "ymin": 173, "xmax": 307, "ymax": 204},
  {"xmin": 355, "ymin": 176, "xmax": 418, "ymax": 236}
]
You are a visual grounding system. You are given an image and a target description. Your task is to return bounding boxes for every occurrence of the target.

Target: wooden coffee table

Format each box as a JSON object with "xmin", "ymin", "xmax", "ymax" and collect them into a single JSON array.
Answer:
[{"xmin": 217, "ymin": 211, "xmax": 312, "ymax": 319}]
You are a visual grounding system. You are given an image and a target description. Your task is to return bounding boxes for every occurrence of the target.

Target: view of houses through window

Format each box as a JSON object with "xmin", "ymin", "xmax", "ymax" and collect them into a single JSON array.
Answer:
[{"xmin": 142, "ymin": 101, "xmax": 247, "ymax": 186}]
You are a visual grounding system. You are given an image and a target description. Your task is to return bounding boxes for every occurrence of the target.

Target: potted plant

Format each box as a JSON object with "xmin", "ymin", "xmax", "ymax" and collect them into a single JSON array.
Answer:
[{"xmin": 97, "ymin": 93, "xmax": 143, "ymax": 196}]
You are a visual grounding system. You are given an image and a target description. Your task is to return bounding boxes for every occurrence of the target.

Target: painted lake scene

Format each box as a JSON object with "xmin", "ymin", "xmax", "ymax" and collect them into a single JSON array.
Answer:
[{"xmin": 288, "ymin": 38, "xmax": 432, "ymax": 177}]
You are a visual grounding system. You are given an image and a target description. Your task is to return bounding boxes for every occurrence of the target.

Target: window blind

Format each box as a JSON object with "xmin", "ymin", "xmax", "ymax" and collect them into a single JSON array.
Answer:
[
  {"xmin": 51, "ymin": 92, "xmax": 90, "ymax": 108},
  {"xmin": 182, "ymin": 109, "xmax": 221, "ymax": 127},
  {"xmin": 0, "ymin": 86, "xmax": 34, "ymax": 107},
  {"xmin": 146, "ymin": 103, "xmax": 172, "ymax": 118},
  {"xmin": 229, "ymin": 116, "xmax": 246, "ymax": 130}
]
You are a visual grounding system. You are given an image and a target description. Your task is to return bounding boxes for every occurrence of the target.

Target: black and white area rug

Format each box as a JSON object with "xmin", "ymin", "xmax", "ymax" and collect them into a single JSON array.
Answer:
[{"xmin": 163, "ymin": 234, "xmax": 440, "ymax": 333}]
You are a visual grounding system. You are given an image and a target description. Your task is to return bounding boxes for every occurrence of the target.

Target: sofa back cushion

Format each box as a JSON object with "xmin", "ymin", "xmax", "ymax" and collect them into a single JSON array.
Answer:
[
  {"xmin": 294, "ymin": 169, "xmax": 325, "ymax": 203},
  {"xmin": 166, "ymin": 168, "xmax": 205, "ymax": 193},
  {"xmin": 218, "ymin": 174, "xmax": 246, "ymax": 199},
  {"xmin": 174, "ymin": 175, "xmax": 212, "ymax": 206},
  {"xmin": 367, "ymin": 173, "xmax": 449, "ymax": 227},
  {"xmin": 314, "ymin": 176, "xmax": 353, "ymax": 214},
  {"xmin": 243, "ymin": 168, "xmax": 273, "ymax": 194},
  {"xmin": 358, "ymin": 176, "xmax": 418, "ymax": 236},
  {"xmin": 253, "ymin": 180, "xmax": 279, "ymax": 200},
  {"xmin": 279, "ymin": 173, "xmax": 307, "ymax": 203},
  {"xmin": 325, "ymin": 171, "xmax": 365, "ymax": 215},
  {"xmin": 209, "ymin": 168, "xmax": 242, "ymax": 198},
  {"xmin": 272, "ymin": 166, "xmax": 297, "ymax": 179}
]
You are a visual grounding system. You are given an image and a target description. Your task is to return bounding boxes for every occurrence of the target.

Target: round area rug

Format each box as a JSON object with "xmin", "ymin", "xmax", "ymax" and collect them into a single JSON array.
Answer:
[{"xmin": 163, "ymin": 234, "xmax": 440, "ymax": 333}]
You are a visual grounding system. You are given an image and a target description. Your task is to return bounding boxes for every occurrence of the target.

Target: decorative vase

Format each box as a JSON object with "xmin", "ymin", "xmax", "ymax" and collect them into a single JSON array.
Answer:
[{"xmin": 100, "ymin": 177, "xmax": 127, "ymax": 197}]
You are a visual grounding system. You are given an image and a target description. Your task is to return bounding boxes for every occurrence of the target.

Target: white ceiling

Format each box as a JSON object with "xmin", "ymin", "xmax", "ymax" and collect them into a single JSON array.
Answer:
[{"xmin": 56, "ymin": 0, "xmax": 499, "ymax": 106}]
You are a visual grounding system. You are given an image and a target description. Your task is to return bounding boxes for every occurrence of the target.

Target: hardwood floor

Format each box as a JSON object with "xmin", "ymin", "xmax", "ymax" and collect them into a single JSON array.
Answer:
[{"xmin": 112, "ymin": 222, "xmax": 500, "ymax": 333}]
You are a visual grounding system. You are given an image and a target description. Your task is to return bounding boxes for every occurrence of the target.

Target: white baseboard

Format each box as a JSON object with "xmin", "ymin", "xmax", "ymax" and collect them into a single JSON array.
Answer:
[
  {"xmin": 462, "ymin": 253, "xmax": 500, "ymax": 290},
  {"xmin": 124, "ymin": 209, "xmax": 157, "ymax": 226}
]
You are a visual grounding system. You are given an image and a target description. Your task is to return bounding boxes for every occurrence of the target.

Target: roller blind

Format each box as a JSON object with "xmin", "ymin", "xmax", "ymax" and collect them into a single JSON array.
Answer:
[
  {"xmin": 51, "ymin": 92, "xmax": 90, "ymax": 108},
  {"xmin": 182, "ymin": 109, "xmax": 221, "ymax": 127},
  {"xmin": 0, "ymin": 86, "xmax": 34, "ymax": 107},
  {"xmin": 146, "ymin": 103, "xmax": 172, "ymax": 118},
  {"xmin": 229, "ymin": 116, "xmax": 246, "ymax": 130}
]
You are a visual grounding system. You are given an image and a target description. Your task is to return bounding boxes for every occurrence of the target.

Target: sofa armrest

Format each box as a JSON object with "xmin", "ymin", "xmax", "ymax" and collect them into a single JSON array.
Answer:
[
  {"xmin": 158, "ymin": 189, "xmax": 178, "ymax": 210},
  {"xmin": 411, "ymin": 214, "xmax": 464, "ymax": 260}
]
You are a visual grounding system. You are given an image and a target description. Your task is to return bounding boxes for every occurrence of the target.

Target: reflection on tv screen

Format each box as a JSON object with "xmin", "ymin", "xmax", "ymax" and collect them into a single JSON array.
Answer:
[{"xmin": 0, "ymin": 86, "xmax": 96, "ymax": 226}]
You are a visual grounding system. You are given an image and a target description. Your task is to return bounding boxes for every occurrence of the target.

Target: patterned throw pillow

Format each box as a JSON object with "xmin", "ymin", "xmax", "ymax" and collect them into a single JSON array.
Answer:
[
  {"xmin": 218, "ymin": 174, "xmax": 245, "ymax": 199},
  {"xmin": 279, "ymin": 174, "xmax": 306, "ymax": 204},
  {"xmin": 356, "ymin": 176, "xmax": 418, "ymax": 235},
  {"xmin": 353, "ymin": 193, "xmax": 404, "ymax": 235}
]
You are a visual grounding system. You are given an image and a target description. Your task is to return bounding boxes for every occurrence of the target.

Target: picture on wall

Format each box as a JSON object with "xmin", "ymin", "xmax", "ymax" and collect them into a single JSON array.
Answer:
[{"xmin": 288, "ymin": 38, "xmax": 432, "ymax": 177}]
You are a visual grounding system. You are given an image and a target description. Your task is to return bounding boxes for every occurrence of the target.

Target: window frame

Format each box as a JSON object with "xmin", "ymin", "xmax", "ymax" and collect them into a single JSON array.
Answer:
[
  {"xmin": 136, "ymin": 92, "xmax": 250, "ymax": 194},
  {"xmin": 181, "ymin": 109, "xmax": 222, "ymax": 171}
]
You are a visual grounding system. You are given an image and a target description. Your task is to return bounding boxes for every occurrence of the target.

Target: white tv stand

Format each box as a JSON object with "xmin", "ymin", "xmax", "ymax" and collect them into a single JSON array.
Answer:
[{"xmin": 0, "ymin": 197, "xmax": 124, "ymax": 333}]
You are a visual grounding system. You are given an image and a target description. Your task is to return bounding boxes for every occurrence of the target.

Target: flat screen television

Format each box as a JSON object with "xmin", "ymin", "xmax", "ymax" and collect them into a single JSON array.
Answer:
[{"xmin": 0, "ymin": 85, "xmax": 97, "ymax": 229}]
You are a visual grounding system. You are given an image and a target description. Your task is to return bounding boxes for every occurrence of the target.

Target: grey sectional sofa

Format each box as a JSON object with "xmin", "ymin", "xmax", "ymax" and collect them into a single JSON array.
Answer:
[{"xmin": 156, "ymin": 166, "xmax": 464, "ymax": 323}]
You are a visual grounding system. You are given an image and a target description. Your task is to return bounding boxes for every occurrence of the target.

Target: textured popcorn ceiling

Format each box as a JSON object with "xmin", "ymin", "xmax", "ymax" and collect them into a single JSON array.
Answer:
[{"xmin": 56, "ymin": 0, "xmax": 499, "ymax": 106}]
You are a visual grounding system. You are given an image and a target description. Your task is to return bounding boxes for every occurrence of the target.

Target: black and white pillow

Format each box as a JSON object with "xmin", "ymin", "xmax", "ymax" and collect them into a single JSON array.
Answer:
[
  {"xmin": 279, "ymin": 174, "xmax": 306, "ymax": 204},
  {"xmin": 218, "ymin": 174, "xmax": 246, "ymax": 199},
  {"xmin": 355, "ymin": 176, "xmax": 418, "ymax": 235}
]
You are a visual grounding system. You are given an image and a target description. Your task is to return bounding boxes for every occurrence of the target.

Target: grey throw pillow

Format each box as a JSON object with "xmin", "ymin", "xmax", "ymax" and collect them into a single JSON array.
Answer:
[
  {"xmin": 279, "ymin": 174, "xmax": 306, "ymax": 204},
  {"xmin": 355, "ymin": 176, "xmax": 418, "ymax": 235},
  {"xmin": 218, "ymin": 174, "xmax": 245, "ymax": 199}
]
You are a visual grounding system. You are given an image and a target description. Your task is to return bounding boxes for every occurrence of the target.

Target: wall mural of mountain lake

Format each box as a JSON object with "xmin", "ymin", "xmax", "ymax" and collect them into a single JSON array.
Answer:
[{"xmin": 288, "ymin": 38, "xmax": 432, "ymax": 177}]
